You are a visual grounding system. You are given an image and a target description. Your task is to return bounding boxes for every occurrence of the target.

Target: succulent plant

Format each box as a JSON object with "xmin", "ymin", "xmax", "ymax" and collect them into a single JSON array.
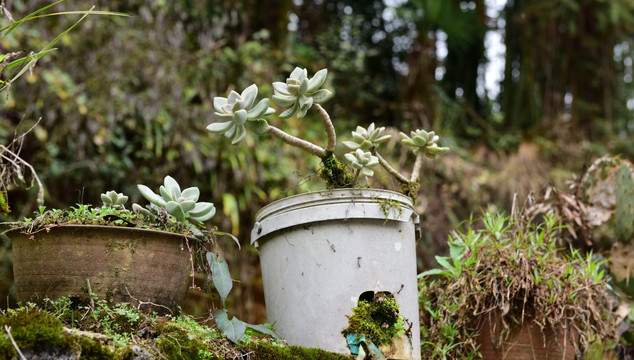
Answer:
[
  {"xmin": 344, "ymin": 149, "xmax": 379, "ymax": 177},
  {"xmin": 272, "ymin": 67, "xmax": 333, "ymax": 119},
  {"xmin": 400, "ymin": 129, "xmax": 449, "ymax": 159},
  {"xmin": 343, "ymin": 123, "xmax": 392, "ymax": 151},
  {"xmin": 100, "ymin": 190, "xmax": 128, "ymax": 209},
  {"xmin": 207, "ymin": 84, "xmax": 275, "ymax": 144},
  {"xmin": 137, "ymin": 175, "xmax": 216, "ymax": 223}
]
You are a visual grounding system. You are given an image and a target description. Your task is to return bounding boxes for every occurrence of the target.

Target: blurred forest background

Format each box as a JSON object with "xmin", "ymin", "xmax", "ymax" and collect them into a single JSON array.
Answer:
[{"xmin": 1, "ymin": 0, "xmax": 634, "ymax": 323}]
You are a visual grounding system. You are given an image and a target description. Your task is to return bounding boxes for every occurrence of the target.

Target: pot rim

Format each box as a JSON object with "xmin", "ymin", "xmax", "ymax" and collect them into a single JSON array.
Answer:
[
  {"xmin": 251, "ymin": 188, "xmax": 418, "ymax": 245},
  {"xmin": 6, "ymin": 223, "xmax": 199, "ymax": 242}
]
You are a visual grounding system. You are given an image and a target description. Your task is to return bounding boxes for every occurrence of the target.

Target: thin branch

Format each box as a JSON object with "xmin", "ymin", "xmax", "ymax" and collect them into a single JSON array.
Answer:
[
  {"xmin": 375, "ymin": 152, "xmax": 409, "ymax": 184},
  {"xmin": 185, "ymin": 237, "xmax": 201, "ymax": 291},
  {"xmin": 267, "ymin": 125, "xmax": 326, "ymax": 157},
  {"xmin": 0, "ymin": 145, "xmax": 44, "ymax": 205},
  {"xmin": 4, "ymin": 326, "xmax": 27, "ymax": 360},
  {"xmin": 124, "ymin": 286, "xmax": 173, "ymax": 314},
  {"xmin": 312, "ymin": 103, "xmax": 336, "ymax": 152},
  {"xmin": 409, "ymin": 152, "xmax": 425, "ymax": 183}
]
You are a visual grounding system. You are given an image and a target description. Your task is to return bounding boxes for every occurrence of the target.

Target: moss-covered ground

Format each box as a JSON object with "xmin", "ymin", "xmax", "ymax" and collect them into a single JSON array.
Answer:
[{"xmin": 0, "ymin": 299, "xmax": 350, "ymax": 360}]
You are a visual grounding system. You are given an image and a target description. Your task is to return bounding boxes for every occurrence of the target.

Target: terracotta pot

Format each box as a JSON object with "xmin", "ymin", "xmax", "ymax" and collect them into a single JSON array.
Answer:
[
  {"xmin": 8, "ymin": 225, "xmax": 195, "ymax": 312},
  {"xmin": 476, "ymin": 312, "xmax": 576, "ymax": 360}
]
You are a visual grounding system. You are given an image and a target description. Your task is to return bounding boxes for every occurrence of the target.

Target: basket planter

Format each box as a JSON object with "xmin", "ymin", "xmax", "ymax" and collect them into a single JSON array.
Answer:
[
  {"xmin": 251, "ymin": 188, "xmax": 421, "ymax": 359},
  {"xmin": 476, "ymin": 312, "xmax": 576, "ymax": 360},
  {"xmin": 8, "ymin": 225, "xmax": 194, "ymax": 312}
]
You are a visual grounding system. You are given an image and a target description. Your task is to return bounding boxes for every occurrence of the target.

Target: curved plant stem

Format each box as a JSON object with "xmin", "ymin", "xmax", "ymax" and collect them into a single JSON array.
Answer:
[
  {"xmin": 375, "ymin": 152, "xmax": 409, "ymax": 184},
  {"xmin": 267, "ymin": 125, "xmax": 327, "ymax": 157},
  {"xmin": 313, "ymin": 103, "xmax": 336, "ymax": 152},
  {"xmin": 409, "ymin": 152, "xmax": 425, "ymax": 183}
]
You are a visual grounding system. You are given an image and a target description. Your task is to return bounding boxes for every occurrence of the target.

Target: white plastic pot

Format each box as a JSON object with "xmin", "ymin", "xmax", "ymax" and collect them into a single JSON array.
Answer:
[{"xmin": 251, "ymin": 189, "xmax": 421, "ymax": 359}]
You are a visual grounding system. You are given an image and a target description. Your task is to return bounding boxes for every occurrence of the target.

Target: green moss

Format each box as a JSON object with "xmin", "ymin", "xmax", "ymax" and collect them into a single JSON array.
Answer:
[
  {"xmin": 241, "ymin": 342, "xmax": 351, "ymax": 360},
  {"xmin": 0, "ymin": 309, "xmax": 67, "ymax": 353},
  {"xmin": 320, "ymin": 152, "xmax": 353, "ymax": 189},
  {"xmin": 374, "ymin": 196, "xmax": 403, "ymax": 222},
  {"xmin": 400, "ymin": 179, "xmax": 419, "ymax": 203},
  {"xmin": 342, "ymin": 292, "xmax": 404, "ymax": 346},
  {"xmin": 155, "ymin": 322, "xmax": 221, "ymax": 360}
]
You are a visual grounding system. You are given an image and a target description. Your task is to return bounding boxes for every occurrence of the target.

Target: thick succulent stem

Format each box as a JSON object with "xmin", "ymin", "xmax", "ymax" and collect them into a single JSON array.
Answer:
[
  {"xmin": 409, "ymin": 151, "xmax": 425, "ymax": 183},
  {"xmin": 267, "ymin": 125, "xmax": 327, "ymax": 158},
  {"xmin": 313, "ymin": 103, "xmax": 336, "ymax": 152},
  {"xmin": 375, "ymin": 152, "xmax": 409, "ymax": 185}
]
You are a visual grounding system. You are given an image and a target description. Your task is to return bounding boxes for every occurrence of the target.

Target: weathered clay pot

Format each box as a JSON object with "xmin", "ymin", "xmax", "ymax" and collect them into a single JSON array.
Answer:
[
  {"xmin": 476, "ymin": 312, "xmax": 576, "ymax": 360},
  {"xmin": 8, "ymin": 225, "xmax": 195, "ymax": 312}
]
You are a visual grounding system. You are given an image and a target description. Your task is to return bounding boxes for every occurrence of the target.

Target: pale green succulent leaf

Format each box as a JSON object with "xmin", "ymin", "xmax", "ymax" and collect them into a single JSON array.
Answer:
[
  {"xmin": 279, "ymin": 104, "xmax": 298, "ymax": 119},
  {"xmin": 240, "ymin": 84, "xmax": 258, "ymax": 109},
  {"xmin": 231, "ymin": 125, "xmax": 247, "ymax": 145},
  {"xmin": 361, "ymin": 167, "xmax": 375, "ymax": 177},
  {"xmin": 271, "ymin": 94, "xmax": 296, "ymax": 107},
  {"xmin": 189, "ymin": 202, "xmax": 216, "ymax": 218},
  {"xmin": 307, "ymin": 68, "xmax": 327, "ymax": 93},
  {"xmin": 181, "ymin": 187, "xmax": 200, "ymax": 202},
  {"xmin": 246, "ymin": 98, "xmax": 271, "ymax": 120},
  {"xmin": 114, "ymin": 195, "xmax": 128, "ymax": 205},
  {"xmin": 179, "ymin": 200, "xmax": 196, "ymax": 213},
  {"xmin": 226, "ymin": 90, "xmax": 240, "ymax": 104},
  {"xmin": 245, "ymin": 119, "xmax": 270, "ymax": 135},
  {"xmin": 299, "ymin": 78, "xmax": 308, "ymax": 95},
  {"xmin": 164, "ymin": 176, "xmax": 181, "ymax": 198},
  {"xmin": 234, "ymin": 109, "xmax": 248, "ymax": 125},
  {"xmin": 207, "ymin": 121, "xmax": 233, "ymax": 133},
  {"xmin": 272, "ymin": 81, "xmax": 289, "ymax": 95},
  {"xmin": 138, "ymin": 185, "xmax": 166, "ymax": 207},
  {"xmin": 343, "ymin": 141, "xmax": 361, "ymax": 150},
  {"xmin": 310, "ymin": 88, "xmax": 332, "ymax": 104},
  {"xmin": 289, "ymin": 67, "xmax": 305, "ymax": 80},
  {"xmin": 213, "ymin": 97, "xmax": 227, "ymax": 112},
  {"xmin": 101, "ymin": 193, "xmax": 111, "ymax": 204},
  {"xmin": 165, "ymin": 201, "xmax": 186, "ymax": 222}
]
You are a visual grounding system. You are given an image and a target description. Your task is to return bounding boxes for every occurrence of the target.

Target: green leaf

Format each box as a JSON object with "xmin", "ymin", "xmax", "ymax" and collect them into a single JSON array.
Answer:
[
  {"xmin": 307, "ymin": 68, "xmax": 328, "ymax": 93},
  {"xmin": 245, "ymin": 323, "xmax": 282, "ymax": 341},
  {"xmin": 310, "ymin": 89, "xmax": 332, "ymax": 104},
  {"xmin": 163, "ymin": 176, "xmax": 181, "ymax": 198},
  {"xmin": 213, "ymin": 231, "xmax": 241, "ymax": 249},
  {"xmin": 181, "ymin": 187, "xmax": 200, "ymax": 202},
  {"xmin": 245, "ymin": 119, "xmax": 270, "ymax": 135},
  {"xmin": 271, "ymin": 94, "xmax": 297, "ymax": 107},
  {"xmin": 137, "ymin": 185, "xmax": 166, "ymax": 207},
  {"xmin": 247, "ymin": 98, "xmax": 272, "ymax": 120},
  {"xmin": 206, "ymin": 121, "xmax": 234, "ymax": 133},
  {"xmin": 240, "ymin": 84, "xmax": 258, "ymax": 109},
  {"xmin": 207, "ymin": 253, "xmax": 233, "ymax": 306},
  {"xmin": 165, "ymin": 201, "xmax": 186, "ymax": 222},
  {"xmin": 213, "ymin": 309, "xmax": 246, "ymax": 344}
]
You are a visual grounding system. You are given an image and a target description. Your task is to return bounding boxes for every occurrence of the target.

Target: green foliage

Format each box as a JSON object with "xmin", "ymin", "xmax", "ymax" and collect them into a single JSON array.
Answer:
[
  {"xmin": 342, "ymin": 292, "xmax": 404, "ymax": 346},
  {"xmin": 400, "ymin": 130, "xmax": 449, "ymax": 159},
  {"xmin": 418, "ymin": 209, "xmax": 616, "ymax": 359},
  {"xmin": 101, "ymin": 190, "xmax": 128, "ymax": 209}
]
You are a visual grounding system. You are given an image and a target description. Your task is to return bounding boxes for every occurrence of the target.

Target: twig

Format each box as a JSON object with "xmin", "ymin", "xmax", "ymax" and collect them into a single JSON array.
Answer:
[
  {"xmin": 0, "ymin": 145, "xmax": 44, "ymax": 205},
  {"xmin": 185, "ymin": 237, "xmax": 201, "ymax": 291},
  {"xmin": 267, "ymin": 125, "xmax": 326, "ymax": 157},
  {"xmin": 124, "ymin": 286, "xmax": 173, "ymax": 314},
  {"xmin": 86, "ymin": 278, "xmax": 95, "ymax": 309},
  {"xmin": 375, "ymin": 152, "xmax": 409, "ymax": 184},
  {"xmin": 4, "ymin": 325, "xmax": 27, "ymax": 360},
  {"xmin": 313, "ymin": 103, "xmax": 336, "ymax": 152},
  {"xmin": 409, "ymin": 151, "xmax": 425, "ymax": 183}
]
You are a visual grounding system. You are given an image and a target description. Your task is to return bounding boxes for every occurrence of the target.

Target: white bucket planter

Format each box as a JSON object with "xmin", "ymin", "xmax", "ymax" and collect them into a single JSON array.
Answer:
[{"xmin": 251, "ymin": 188, "xmax": 421, "ymax": 359}]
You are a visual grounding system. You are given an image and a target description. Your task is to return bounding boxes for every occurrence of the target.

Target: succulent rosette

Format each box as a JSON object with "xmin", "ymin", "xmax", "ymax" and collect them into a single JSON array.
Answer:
[
  {"xmin": 272, "ymin": 67, "xmax": 333, "ymax": 119},
  {"xmin": 400, "ymin": 129, "xmax": 449, "ymax": 159},
  {"xmin": 343, "ymin": 122, "xmax": 392, "ymax": 151},
  {"xmin": 207, "ymin": 84, "xmax": 275, "ymax": 144},
  {"xmin": 344, "ymin": 149, "xmax": 379, "ymax": 177},
  {"xmin": 137, "ymin": 175, "xmax": 216, "ymax": 223},
  {"xmin": 100, "ymin": 190, "xmax": 128, "ymax": 209}
]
